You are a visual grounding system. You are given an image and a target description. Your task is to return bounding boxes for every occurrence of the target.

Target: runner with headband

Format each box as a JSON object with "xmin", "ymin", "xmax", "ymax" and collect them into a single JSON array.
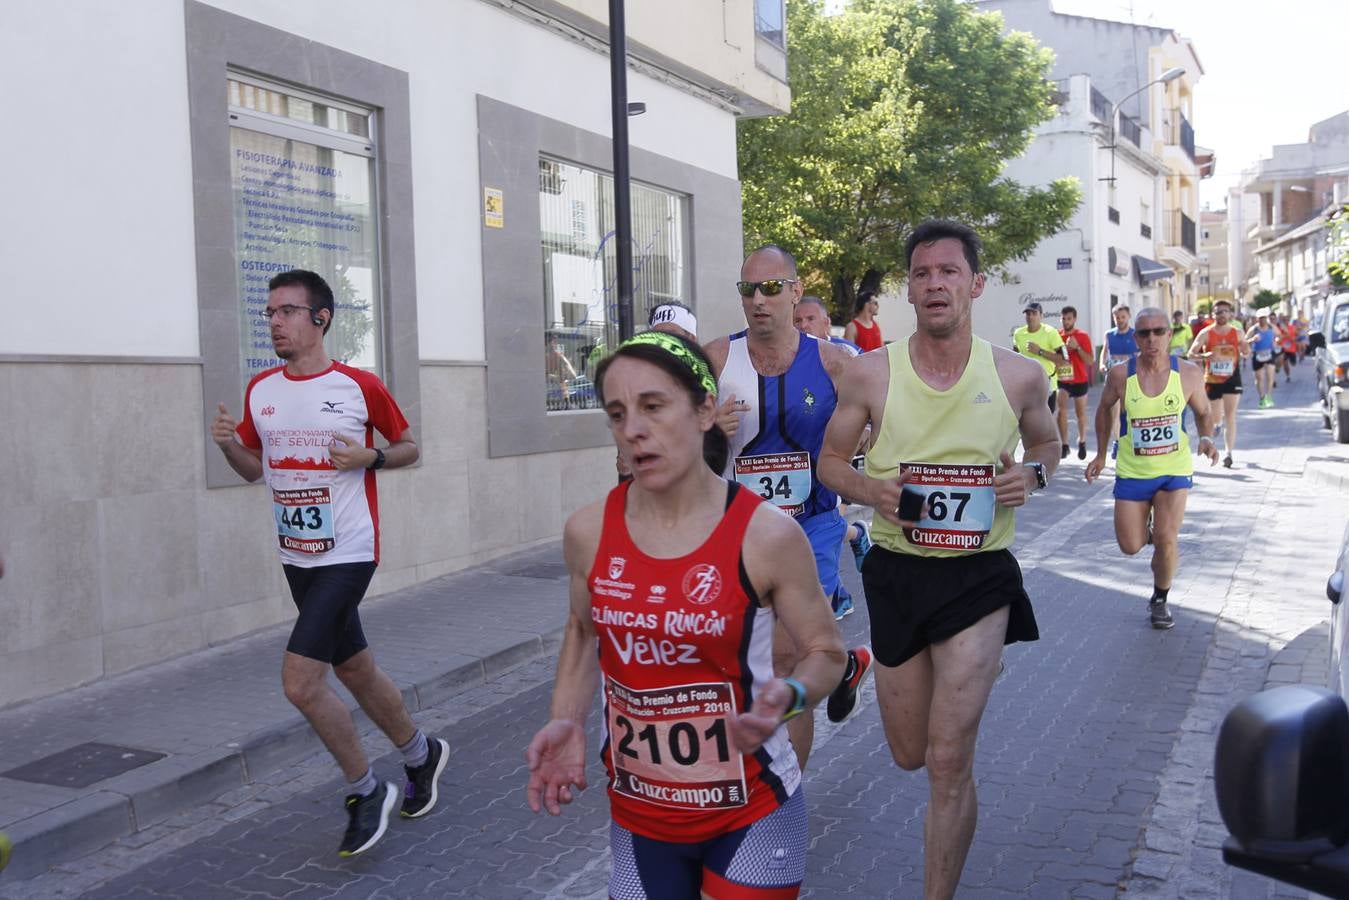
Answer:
[{"xmin": 526, "ymin": 330, "xmax": 845, "ymax": 899}]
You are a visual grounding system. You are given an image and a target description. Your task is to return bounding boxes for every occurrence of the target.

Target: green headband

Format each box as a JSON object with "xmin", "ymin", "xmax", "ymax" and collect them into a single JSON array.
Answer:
[{"xmin": 618, "ymin": 331, "xmax": 718, "ymax": 398}]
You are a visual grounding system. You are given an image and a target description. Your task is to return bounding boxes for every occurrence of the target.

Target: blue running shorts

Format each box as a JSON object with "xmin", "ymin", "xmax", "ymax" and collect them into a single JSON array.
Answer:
[
  {"xmin": 799, "ymin": 509, "xmax": 846, "ymax": 603},
  {"xmin": 1114, "ymin": 474, "xmax": 1193, "ymax": 502},
  {"xmin": 609, "ymin": 788, "xmax": 807, "ymax": 899}
]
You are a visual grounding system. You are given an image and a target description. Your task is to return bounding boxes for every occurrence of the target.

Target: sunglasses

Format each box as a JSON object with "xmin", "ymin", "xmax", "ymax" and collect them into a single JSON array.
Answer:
[
  {"xmin": 1136, "ymin": 327, "xmax": 1169, "ymax": 338},
  {"xmin": 736, "ymin": 278, "xmax": 799, "ymax": 297}
]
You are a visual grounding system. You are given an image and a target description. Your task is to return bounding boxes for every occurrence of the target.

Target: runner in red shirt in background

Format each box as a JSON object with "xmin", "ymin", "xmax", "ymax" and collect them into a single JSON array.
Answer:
[
  {"xmin": 1056, "ymin": 305, "xmax": 1094, "ymax": 460},
  {"xmin": 844, "ymin": 290, "xmax": 884, "ymax": 352},
  {"xmin": 527, "ymin": 332, "xmax": 845, "ymax": 899}
]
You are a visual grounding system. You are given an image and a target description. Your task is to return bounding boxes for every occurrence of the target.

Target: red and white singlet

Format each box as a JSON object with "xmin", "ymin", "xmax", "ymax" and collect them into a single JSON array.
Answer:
[
  {"xmin": 589, "ymin": 481, "xmax": 800, "ymax": 843},
  {"xmin": 236, "ymin": 362, "xmax": 409, "ymax": 567}
]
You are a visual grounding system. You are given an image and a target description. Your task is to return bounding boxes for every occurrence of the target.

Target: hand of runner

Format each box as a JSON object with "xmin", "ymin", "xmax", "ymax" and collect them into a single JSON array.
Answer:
[
  {"xmin": 525, "ymin": 719, "xmax": 589, "ymax": 815},
  {"xmin": 1084, "ymin": 454, "xmax": 1107, "ymax": 483},
  {"xmin": 868, "ymin": 472, "xmax": 917, "ymax": 529},
  {"xmin": 211, "ymin": 403, "xmax": 238, "ymax": 448},
  {"xmin": 727, "ymin": 678, "xmax": 792, "ymax": 755},
  {"xmin": 329, "ymin": 434, "xmax": 374, "ymax": 471},
  {"xmin": 716, "ymin": 393, "xmax": 748, "ymax": 437},
  {"xmin": 993, "ymin": 451, "xmax": 1031, "ymax": 508},
  {"xmin": 1197, "ymin": 438, "xmax": 1220, "ymax": 467}
]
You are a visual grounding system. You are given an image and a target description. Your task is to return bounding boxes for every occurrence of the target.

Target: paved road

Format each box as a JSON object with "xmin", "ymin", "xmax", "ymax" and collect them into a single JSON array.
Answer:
[{"xmin": 7, "ymin": 373, "xmax": 1343, "ymax": 899}]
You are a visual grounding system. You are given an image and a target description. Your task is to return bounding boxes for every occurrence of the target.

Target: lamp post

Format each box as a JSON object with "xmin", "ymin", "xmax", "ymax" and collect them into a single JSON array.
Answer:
[
  {"xmin": 609, "ymin": 0, "xmax": 635, "ymax": 341},
  {"xmin": 1101, "ymin": 66, "xmax": 1185, "ymax": 185}
]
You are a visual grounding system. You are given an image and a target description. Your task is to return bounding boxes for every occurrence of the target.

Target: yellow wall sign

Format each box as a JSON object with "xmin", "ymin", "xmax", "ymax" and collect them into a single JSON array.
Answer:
[{"xmin": 484, "ymin": 187, "xmax": 504, "ymax": 228}]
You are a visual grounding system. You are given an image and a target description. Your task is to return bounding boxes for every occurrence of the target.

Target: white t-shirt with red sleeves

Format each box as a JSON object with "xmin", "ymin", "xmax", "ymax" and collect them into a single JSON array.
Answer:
[{"xmin": 236, "ymin": 362, "xmax": 409, "ymax": 568}]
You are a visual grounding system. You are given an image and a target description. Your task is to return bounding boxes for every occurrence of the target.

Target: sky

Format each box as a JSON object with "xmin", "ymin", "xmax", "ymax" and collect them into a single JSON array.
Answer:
[{"xmin": 1050, "ymin": 0, "xmax": 1347, "ymax": 210}]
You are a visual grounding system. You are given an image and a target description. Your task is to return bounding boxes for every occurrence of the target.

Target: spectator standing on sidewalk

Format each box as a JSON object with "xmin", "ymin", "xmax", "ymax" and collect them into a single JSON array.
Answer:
[{"xmin": 210, "ymin": 270, "xmax": 448, "ymax": 858}]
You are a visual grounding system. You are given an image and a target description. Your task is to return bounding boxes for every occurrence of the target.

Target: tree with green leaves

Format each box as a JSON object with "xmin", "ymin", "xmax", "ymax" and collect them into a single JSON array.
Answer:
[
  {"xmin": 738, "ymin": 0, "xmax": 1080, "ymax": 318},
  {"xmin": 1330, "ymin": 204, "xmax": 1349, "ymax": 290},
  {"xmin": 1251, "ymin": 288, "xmax": 1282, "ymax": 310}
]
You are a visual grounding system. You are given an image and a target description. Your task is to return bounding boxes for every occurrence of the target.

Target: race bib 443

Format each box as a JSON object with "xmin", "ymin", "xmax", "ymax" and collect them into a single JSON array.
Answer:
[
  {"xmin": 606, "ymin": 677, "xmax": 747, "ymax": 812},
  {"xmin": 900, "ymin": 463, "xmax": 996, "ymax": 552},
  {"xmin": 273, "ymin": 487, "xmax": 335, "ymax": 554}
]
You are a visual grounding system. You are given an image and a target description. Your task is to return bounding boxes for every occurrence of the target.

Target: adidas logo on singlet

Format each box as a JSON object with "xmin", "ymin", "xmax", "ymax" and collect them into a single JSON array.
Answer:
[{"xmin": 974, "ymin": 392, "xmax": 992, "ymax": 404}]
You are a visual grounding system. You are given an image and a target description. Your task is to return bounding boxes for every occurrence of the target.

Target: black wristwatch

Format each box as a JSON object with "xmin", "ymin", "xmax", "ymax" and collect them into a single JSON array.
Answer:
[
  {"xmin": 1026, "ymin": 461, "xmax": 1047, "ymax": 492},
  {"xmin": 368, "ymin": 447, "xmax": 386, "ymax": 470}
]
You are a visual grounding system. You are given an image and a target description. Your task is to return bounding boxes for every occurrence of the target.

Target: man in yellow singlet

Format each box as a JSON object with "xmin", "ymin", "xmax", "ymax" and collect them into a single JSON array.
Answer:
[
  {"xmin": 1086, "ymin": 308, "xmax": 1219, "ymax": 629},
  {"xmin": 818, "ymin": 219, "xmax": 1061, "ymax": 900}
]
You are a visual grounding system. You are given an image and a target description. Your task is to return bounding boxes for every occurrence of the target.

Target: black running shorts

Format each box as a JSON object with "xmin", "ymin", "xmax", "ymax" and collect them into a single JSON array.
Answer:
[
  {"xmin": 282, "ymin": 561, "xmax": 377, "ymax": 665},
  {"xmin": 1047, "ymin": 391, "xmax": 1057, "ymax": 414},
  {"xmin": 861, "ymin": 547, "xmax": 1039, "ymax": 668},
  {"xmin": 1205, "ymin": 370, "xmax": 1243, "ymax": 399},
  {"xmin": 1058, "ymin": 380, "xmax": 1089, "ymax": 399}
]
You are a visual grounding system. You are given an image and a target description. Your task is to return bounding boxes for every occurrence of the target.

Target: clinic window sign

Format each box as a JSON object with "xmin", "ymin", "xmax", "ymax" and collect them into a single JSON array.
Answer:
[{"xmin": 228, "ymin": 73, "xmax": 383, "ymax": 390}]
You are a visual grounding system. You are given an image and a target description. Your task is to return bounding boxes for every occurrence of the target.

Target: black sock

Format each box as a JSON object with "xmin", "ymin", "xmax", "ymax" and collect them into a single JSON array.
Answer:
[{"xmin": 1151, "ymin": 586, "xmax": 1169, "ymax": 603}]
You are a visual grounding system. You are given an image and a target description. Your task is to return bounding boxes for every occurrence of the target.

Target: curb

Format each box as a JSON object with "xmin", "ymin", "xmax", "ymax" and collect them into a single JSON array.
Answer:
[
  {"xmin": 1, "ymin": 630, "xmax": 562, "ymax": 883},
  {"xmin": 1305, "ymin": 459, "xmax": 1349, "ymax": 494}
]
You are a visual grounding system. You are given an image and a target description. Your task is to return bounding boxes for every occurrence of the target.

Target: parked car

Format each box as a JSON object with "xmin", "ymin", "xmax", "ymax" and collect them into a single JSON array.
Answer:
[
  {"xmin": 1214, "ymin": 518, "xmax": 1349, "ymax": 896},
  {"xmin": 1309, "ymin": 293, "xmax": 1349, "ymax": 442}
]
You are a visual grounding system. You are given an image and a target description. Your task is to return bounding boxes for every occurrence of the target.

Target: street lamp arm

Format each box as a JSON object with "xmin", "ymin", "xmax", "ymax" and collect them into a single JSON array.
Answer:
[{"xmin": 1102, "ymin": 67, "xmax": 1185, "ymax": 185}]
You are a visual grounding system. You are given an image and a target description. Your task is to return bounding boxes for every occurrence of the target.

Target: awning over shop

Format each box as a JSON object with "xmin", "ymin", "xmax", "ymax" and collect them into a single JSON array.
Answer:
[{"xmin": 1133, "ymin": 255, "xmax": 1174, "ymax": 286}]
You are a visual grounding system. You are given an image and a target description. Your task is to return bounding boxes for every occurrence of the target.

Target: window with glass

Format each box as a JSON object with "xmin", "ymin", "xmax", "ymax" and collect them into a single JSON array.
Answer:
[
  {"xmin": 228, "ymin": 73, "xmax": 381, "ymax": 390},
  {"xmin": 538, "ymin": 157, "xmax": 689, "ymax": 412},
  {"xmin": 755, "ymin": 0, "xmax": 786, "ymax": 47}
]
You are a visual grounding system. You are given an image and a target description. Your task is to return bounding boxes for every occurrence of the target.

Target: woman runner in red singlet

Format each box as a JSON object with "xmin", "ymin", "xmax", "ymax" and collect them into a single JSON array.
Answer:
[{"xmin": 526, "ymin": 332, "xmax": 846, "ymax": 899}]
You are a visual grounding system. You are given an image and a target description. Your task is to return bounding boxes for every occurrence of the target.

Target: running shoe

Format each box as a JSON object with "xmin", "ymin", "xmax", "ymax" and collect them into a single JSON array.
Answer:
[
  {"xmin": 826, "ymin": 646, "xmax": 874, "ymax": 724},
  {"xmin": 1148, "ymin": 600, "xmax": 1175, "ymax": 630},
  {"xmin": 339, "ymin": 783, "xmax": 397, "ymax": 857},
  {"xmin": 849, "ymin": 522, "xmax": 872, "ymax": 572},
  {"xmin": 832, "ymin": 590, "xmax": 855, "ymax": 621},
  {"xmin": 1223, "ymin": 454, "xmax": 1233, "ymax": 469},
  {"xmin": 1060, "ymin": 443, "xmax": 1070, "ymax": 459},
  {"xmin": 1077, "ymin": 441, "xmax": 1087, "ymax": 460},
  {"xmin": 401, "ymin": 737, "xmax": 450, "ymax": 818}
]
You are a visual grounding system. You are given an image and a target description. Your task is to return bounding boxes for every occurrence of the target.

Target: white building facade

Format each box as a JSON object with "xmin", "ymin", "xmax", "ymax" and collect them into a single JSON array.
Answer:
[
  {"xmin": 0, "ymin": 0, "xmax": 789, "ymax": 704},
  {"xmin": 973, "ymin": 75, "xmax": 1165, "ymax": 350},
  {"xmin": 976, "ymin": 0, "xmax": 1210, "ymax": 322}
]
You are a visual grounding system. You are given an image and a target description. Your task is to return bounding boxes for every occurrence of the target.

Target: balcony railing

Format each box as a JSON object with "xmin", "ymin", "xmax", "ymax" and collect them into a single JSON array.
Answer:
[
  {"xmin": 1166, "ymin": 109, "xmax": 1196, "ymax": 162},
  {"xmin": 1118, "ymin": 113, "xmax": 1141, "ymax": 148},
  {"xmin": 1164, "ymin": 211, "xmax": 1197, "ymax": 255},
  {"xmin": 1179, "ymin": 113, "xmax": 1195, "ymax": 161},
  {"xmin": 1090, "ymin": 86, "xmax": 1111, "ymax": 123},
  {"xmin": 1050, "ymin": 78, "xmax": 1070, "ymax": 107}
]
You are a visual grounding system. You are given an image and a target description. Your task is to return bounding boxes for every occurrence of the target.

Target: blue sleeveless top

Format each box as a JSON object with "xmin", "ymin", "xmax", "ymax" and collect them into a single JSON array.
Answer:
[
  {"xmin": 1250, "ymin": 326, "xmax": 1277, "ymax": 355},
  {"xmin": 718, "ymin": 331, "xmax": 839, "ymax": 519},
  {"xmin": 1105, "ymin": 328, "xmax": 1137, "ymax": 366}
]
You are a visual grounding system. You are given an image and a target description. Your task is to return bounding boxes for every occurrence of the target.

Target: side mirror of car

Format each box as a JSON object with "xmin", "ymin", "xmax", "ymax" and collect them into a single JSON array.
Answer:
[
  {"xmin": 1216, "ymin": 685, "xmax": 1349, "ymax": 862},
  {"xmin": 1309, "ymin": 332, "xmax": 1327, "ymax": 352},
  {"xmin": 1330, "ymin": 570, "xmax": 1345, "ymax": 605}
]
